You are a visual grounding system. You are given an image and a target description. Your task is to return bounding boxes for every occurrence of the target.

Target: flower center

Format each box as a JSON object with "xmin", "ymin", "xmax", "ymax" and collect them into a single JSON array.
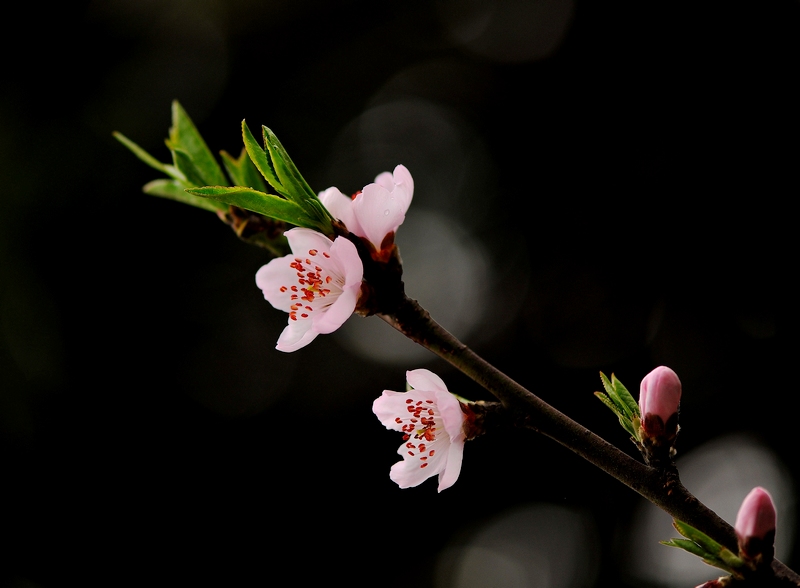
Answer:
[
  {"xmin": 278, "ymin": 248, "xmax": 342, "ymax": 321},
  {"xmin": 395, "ymin": 398, "xmax": 440, "ymax": 469}
]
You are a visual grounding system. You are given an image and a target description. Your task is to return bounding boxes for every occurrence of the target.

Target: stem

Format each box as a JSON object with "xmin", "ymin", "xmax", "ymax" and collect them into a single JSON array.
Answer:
[{"xmin": 381, "ymin": 295, "xmax": 799, "ymax": 585}]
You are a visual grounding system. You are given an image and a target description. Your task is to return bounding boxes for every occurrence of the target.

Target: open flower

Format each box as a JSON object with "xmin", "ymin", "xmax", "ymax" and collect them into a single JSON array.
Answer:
[
  {"xmin": 372, "ymin": 369, "xmax": 466, "ymax": 492},
  {"xmin": 255, "ymin": 227, "xmax": 363, "ymax": 352},
  {"xmin": 318, "ymin": 164, "xmax": 414, "ymax": 253}
]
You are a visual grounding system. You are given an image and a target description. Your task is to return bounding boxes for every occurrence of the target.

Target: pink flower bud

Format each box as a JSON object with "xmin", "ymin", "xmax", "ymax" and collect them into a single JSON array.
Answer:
[
  {"xmin": 639, "ymin": 366, "xmax": 681, "ymax": 438},
  {"xmin": 735, "ymin": 487, "xmax": 776, "ymax": 548}
]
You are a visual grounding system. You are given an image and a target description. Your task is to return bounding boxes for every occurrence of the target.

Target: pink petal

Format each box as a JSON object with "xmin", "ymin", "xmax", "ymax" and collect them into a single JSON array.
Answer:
[
  {"xmin": 391, "ymin": 164, "xmax": 414, "ymax": 198},
  {"xmin": 374, "ymin": 171, "xmax": 395, "ymax": 191},
  {"xmin": 437, "ymin": 437, "xmax": 464, "ymax": 492},
  {"xmin": 372, "ymin": 390, "xmax": 421, "ymax": 431},
  {"xmin": 313, "ymin": 286, "xmax": 358, "ymax": 334},
  {"xmin": 255, "ymin": 256, "xmax": 301, "ymax": 312},
  {"xmin": 354, "ymin": 183, "xmax": 407, "ymax": 250},
  {"xmin": 735, "ymin": 486, "xmax": 776, "ymax": 540},
  {"xmin": 318, "ymin": 187, "xmax": 363, "ymax": 236},
  {"xmin": 275, "ymin": 319, "xmax": 318, "ymax": 352},
  {"xmin": 389, "ymin": 455, "xmax": 435, "ymax": 489},
  {"xmin": 406, "ymin": 369, "xmax": 448, "ymax": 393},
  {"xmin": 436, "ymin": 389, "xmax": 466, "ymax": 442},
  {"xmin": 639, "ymin": 366, "xmax": 681, "ymax": 422},
  {"xmin": 329, "ymin": 235, "xmax": 364, "ymax": 286},
  {"xmin": 284, "ymin": 227, "xmax": 334, "ymax": 256}
]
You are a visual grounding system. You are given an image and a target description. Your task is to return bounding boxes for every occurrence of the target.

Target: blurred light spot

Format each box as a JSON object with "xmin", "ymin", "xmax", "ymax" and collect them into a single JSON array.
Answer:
[
  {"xmin": 436, "ymin": 0, "xmax": 576, "ymax": 63},
  {"xmin": 336, "ymin": 209, "xmax": 490, "ymax": 365},
  {"xmin": 436, "ymin": 503, "xmax": 599, "ymax": 588},
  {"xmin": 367, "ymin": 58, "xmax": 493, "ymax": 117},
  {"xmin": 626, "ymin": 433, "xmax": 795, "ymax": 587}
]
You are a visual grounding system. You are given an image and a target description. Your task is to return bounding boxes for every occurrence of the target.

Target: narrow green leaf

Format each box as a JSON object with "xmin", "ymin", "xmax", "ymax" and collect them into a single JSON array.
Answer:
[
  {"xmin": 618, "ymin": 416, "xmax": 636, "ymax": 438},
  {"xmin": 661, "ymin": 538, "xmax": 709, "ymax": 559},
  {"xmin": 606, "ymin": 381, "xmax": 631, "ymax": 419},
  {"xmin": 144, "ymin": 179, "xmax": 227, "ymax": 212},
  {"xmin": 169, "ymin": 144, "xmax": 210, "ymax": 188},
  {"xmin": 594, "ymin": 392, "xmax": 624, "ymax": 419},
  {"xmin": 186, "ymin": 186, "xmax": 312, "ymax": 227},
  {"xmin": 262, "ymin": 126, "xmax": 316, "ymax": 199},
  {"xmin": 220, "ymin": 148, "xmax": 268, "ymax": 192},
  {"xmin": 611, "ymin": 374, "xmax": 641, "ymax": 419},
  {"xmin": 717, "ymin": 548, "xmax": 746, "ymax": 570},
  {"xmin": 673, "ymin": 520, "xmax": 726, "ymax": 554},
  {"xmin": 169, "ymin": 101, "xmax": 228, "ymax": 186},
  {"xmin": 113, "ymin": 132, "xmax": 186, "ymax": 182},
  {"xmin": 242, "ymin": 120, "xmax": 283, "ymax": 193},
  {"xmin": 262, "ymin": 126, "xmax": 333, "ymax": 228}
]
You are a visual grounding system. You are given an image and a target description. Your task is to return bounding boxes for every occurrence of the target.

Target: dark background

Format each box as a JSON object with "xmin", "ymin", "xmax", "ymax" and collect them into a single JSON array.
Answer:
[{"xmin": 1, "ymin": 1, "xmax": 797, "ymax": 586}]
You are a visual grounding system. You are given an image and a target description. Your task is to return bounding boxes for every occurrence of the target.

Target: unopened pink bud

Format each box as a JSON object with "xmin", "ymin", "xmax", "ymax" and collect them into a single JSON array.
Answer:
[
  {"xmin": 639, "ymin": 366, "xmax": 681, "ymax": 437},
  {"xmin": 735, "ymin": 487, "xmax": 776, "ymax": 544}
]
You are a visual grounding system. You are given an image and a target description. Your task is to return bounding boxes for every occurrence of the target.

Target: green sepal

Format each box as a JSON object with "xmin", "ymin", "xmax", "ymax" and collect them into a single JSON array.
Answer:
[
  {"xmin": 220, "ymin": 148, "xmax": 268, "ymax": 192},
  {"xmin": 185, "ymin": 186, "xmax": 312, "ymax": 227},
  {"xmin": 143, "ymin": 179, "xmax": 227, "ymax": 213},
  {"xmin": 168, "ymin": 100, "xmax": 228, "ymax": 187}
]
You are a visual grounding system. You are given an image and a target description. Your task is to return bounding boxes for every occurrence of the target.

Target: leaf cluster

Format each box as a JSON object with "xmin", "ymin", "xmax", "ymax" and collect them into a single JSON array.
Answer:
[
  {"xmin": 594, "ymin": 372, "xmax": 642, "ymax": 442},
  {"xmin": 113, "ymin": 101, "xmax": 335, "ymax": 251},
  {"xmin": 662, "ymin": 520, "xmax": 747, "ymax": 580}
]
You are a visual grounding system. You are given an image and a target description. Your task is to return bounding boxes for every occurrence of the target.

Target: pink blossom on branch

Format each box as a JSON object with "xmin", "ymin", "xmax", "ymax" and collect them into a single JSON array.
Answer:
[
  {"xmin": 735, "ymin": 486, "xmax": 777, "ymax": 560},
  {"xmin": 255, "ymin": 228, "xmax": 363, "ymax": 352},
  {"xmin": 318, "ymin": 164, "xmax": 414, "ymax": 255},
  {"xmin": 639, "ymin": 365, "xmax": 682, "ymax": 439},
  {"xmin": 372, "ymin": 369, "xmax": 466, "ymax": 492}
]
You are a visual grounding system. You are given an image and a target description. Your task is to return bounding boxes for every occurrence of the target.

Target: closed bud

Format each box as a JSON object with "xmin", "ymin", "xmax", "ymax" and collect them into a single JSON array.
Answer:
[
  {"xmin": 735, "ymin": 486, "xmax": 776, "ymax": 563},
  {"xmin": 639, "ymin": 366, "xmax": 681, "ymax": 441}
]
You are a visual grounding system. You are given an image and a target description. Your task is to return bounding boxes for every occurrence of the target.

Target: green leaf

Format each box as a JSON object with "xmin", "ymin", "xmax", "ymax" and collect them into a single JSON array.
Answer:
[
  {"xmin": 261, "ymin": 126, "xmax": 316, "ymax": 200},
  {"xmin": 113, "ymin": 131, "xmax": 187, "ymax": 182},
  {"xmin": 673, "ymin": 520, "xmax": 726, "ymax": 553},
  {"xmin": 168, "ymin": 100, "xmax": 228, "ymax": 187},
  {"xmin": 661, "ymin": 538, "xmax": 710, "ymax": 559},
  {"xmin": 220, "ymin": 148, "xmax": 268, "ymax": 192},
  {"xmin": 186, "ymin": 186, "xmax": 312, "ymax": 227},
  {"xmin": 594, "ymin": 391, "xmax": 623, "ymax": 418},
  {"xmin": 600, "ymin": 372, "xmax": 639, "ymax": 421},
  {"xmin": 242, "ymin": 120, "xmax": 282, "ymax": 193},
  {"xmin": 611, "ymin": 374, "xmax": 640, "ymax": 419},
  {"xmin": 143, "ymin": 179, "xmax": 227, "ymax": 213},
  {"xmin": 169, "ymin": 145, "xmax": 210, "ymax": 188},
  {"xmin": 261, "ymin": 126, "xmax": 333, "ymax": 229}
]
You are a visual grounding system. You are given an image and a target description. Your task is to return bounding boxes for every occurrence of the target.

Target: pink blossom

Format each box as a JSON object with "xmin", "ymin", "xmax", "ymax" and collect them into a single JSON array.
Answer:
[
  {"xmin": 318, "ymin": 165, "xmax": 414, "ymax": 252},
  {"xmin": 372, "ymin": 369, "xmax": 466, "ymax": 492},
  {"xmin": 735, "ymin": 486, "xmax": 776, "ymax": 542},
  {"xmin": 255, "ymin": 228, "xmax": 363, "ymax": 352},
  {"xmin": 639, "ymin": 366, "xmax": 681, "ymax": 434}
]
